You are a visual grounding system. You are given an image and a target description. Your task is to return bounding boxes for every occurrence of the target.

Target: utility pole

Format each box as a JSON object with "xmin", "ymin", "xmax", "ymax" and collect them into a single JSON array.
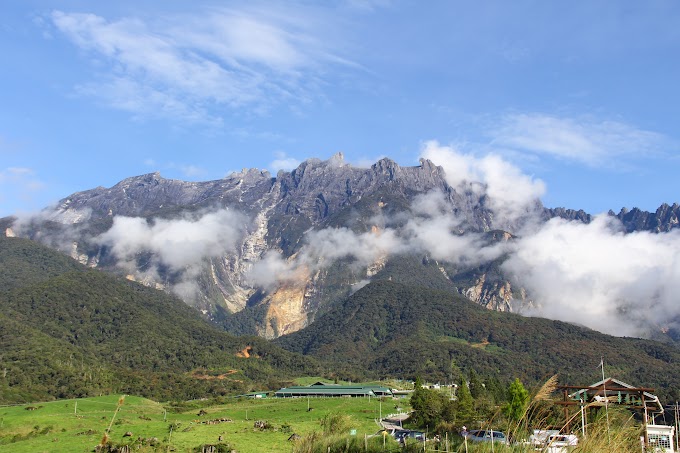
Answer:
[{"xmin": 675, "ymin": 401, "xmax": 680, "ymax": 451}]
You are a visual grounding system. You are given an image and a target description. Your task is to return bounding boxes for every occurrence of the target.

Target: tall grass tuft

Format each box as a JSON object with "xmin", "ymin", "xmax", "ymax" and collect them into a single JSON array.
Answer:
[
  {"xmin": 572, "ymin": 407, "xmax": 642, "ymax": 453},
  {"xmin": 501, "ymin": 375, "xmax": 647, "ymax": 453},
  {"xmin": 105, "ymin": 395, "xmax": 126, "ymax": 435},
  {"xmin": 292, "ymin": 432, "xmax": 402, "ymax": 453},
  {"xmin": 320, "ymin": 412, "xmax": 353, "ymax": 435}
]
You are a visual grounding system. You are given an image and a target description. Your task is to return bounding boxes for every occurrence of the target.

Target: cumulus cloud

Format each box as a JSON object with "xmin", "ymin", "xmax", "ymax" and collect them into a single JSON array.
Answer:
[
  {"xmin": 403, "ymin": 191, "xmax": 508, "ymax": 265},
  {"xmin": 420, "ymin": 140, "xmax": 546, "ymax": 225},
  {"xmin": 493, "ymin": 113, "xmax": 670, "ymax": 168},
  {"xmin": 96, "ymin": 209, "xmax": 246, "ymax": 296},
  {"xmin": 248, "ymin": 225, "xmax": 406, "ymax": 290},
  {"xmin": 503, "ymin": 215, "xmax": 680, "ymax": 337}
]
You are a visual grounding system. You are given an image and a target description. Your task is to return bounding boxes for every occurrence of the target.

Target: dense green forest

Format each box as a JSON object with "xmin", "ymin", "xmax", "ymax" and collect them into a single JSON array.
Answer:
[
  {"xmin": 0, "ymin": 236, "xmax": 319, "ymax": 403},
  {"xmin": 275, "ymin": 279, "xmax": 680, "ymax": 402},
  {"xmin": 4, "ymin": 233, "xmax": 680, "ymax": 408}
]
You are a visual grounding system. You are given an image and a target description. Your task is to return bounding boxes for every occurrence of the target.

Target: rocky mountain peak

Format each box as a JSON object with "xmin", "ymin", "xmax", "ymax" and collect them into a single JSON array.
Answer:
[
  {"xmin": 113, "ymin": 171, "xmax": 164, "ymax": 189},
  {"xmin": 370, "ymin": 157, "xmax": 401, "ymax": 180},
  {"xmin": 10, "ymin": 154, "xmax": 680, "ymax": 341}
]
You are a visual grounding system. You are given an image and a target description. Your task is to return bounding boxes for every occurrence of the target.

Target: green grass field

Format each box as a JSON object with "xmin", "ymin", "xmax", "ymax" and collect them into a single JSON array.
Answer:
[{"xmin": 0, "ymin": 393, "xmax": 406, "ymax": 452}]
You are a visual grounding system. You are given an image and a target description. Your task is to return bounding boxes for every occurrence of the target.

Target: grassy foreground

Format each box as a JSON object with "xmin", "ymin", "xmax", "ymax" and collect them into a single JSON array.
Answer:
[
  {"xmin": 0, "ymin": 393, "xmax": 398, "ymax": 452},
  {"xmin": 0, "ymin": 392, "xmax": 657, "ymax": 452}
]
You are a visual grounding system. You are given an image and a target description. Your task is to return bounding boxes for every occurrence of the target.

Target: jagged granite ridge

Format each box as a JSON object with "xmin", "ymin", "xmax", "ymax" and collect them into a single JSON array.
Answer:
[{"xmin": 4, "ymin": 154, "xmax": 679, "ymax": 339}]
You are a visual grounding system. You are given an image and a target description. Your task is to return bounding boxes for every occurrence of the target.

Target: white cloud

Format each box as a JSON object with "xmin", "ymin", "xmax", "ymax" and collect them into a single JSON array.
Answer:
[
  {"xmin": 248, "ymin": 191, "xmax": 507, "ymax": 289},
  {"xmin": 403, "ymin": 192, "xmax": 507, "ymax": 265},
  {"xmin": 75, "ymin": 77, "xmax": 223, "ymax": 126},
  {"xmin": 248, "ymin": 224, "xmax": 407, "ymax": 289},
  {"xmin": 50, "ymin": 6, "xmax": 354, "ymax": 124},
  {"xmin": 269, "ymin": 151, "xmax": 301, "ymax": 173},
  {"xmin": 96, "ymin": 209, "xmax": 246, "ymax": 296},
  {"xmin": 503, "ymin": 215, "xmax": 680, "ymax": 337},
  {"xmin": 97, "ymin": 209, "xmax": 245, "ymax": 269},
  {"xmin": 420, "ymin": 140, "xmax": 546, "ymax": 225},
  {"xmin": 493, "ymin": 113, "xmax": 669, "ymax": 168}
]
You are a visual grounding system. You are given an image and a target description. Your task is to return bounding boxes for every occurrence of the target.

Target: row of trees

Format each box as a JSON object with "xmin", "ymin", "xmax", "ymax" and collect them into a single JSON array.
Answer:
[{"xmin": 408, "ymin": 372, "xmax": 533, "ymax": 433}]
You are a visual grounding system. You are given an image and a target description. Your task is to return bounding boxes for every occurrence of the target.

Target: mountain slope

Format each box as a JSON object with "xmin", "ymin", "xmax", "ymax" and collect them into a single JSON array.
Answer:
[
  {"xmin": 5, "ymin": 156, "xmax": 680, "ymax": 340},
  {"xmin": 275, "ymin": 280, "xmax": 680, "ymax": 402},
  {"xmin": 4, "ymin": 157, "xmax": 509, "ymax": 336},
  {"xmin": 0, "ymin": 236, "xmax": 318, "ymax": 403}
]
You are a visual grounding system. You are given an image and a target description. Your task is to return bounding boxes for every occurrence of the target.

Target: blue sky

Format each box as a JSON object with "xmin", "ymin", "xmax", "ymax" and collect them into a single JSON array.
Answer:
[{"xmin": 1, "ymin": 0, "xmax": 679, "ymax": 217}]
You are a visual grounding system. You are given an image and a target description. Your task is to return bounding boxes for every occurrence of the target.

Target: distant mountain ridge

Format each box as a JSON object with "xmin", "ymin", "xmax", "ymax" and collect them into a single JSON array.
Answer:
[{"xmin": 3, "ymin": 155, "xmax": 679, "ymax": 340}]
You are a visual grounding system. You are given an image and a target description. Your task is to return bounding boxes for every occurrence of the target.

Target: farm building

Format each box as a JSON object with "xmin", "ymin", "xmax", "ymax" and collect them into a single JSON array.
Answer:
[
  {"xmin": 275, "ymin": 383, "xmax": 392, "ymax": 398},
  {"xmin": 558, "ymin": 377, "xmax": 675, "ymax": 452},
  {"xmin": 563, "ymin": 377, "xmax": 664, "ymax": 414}
]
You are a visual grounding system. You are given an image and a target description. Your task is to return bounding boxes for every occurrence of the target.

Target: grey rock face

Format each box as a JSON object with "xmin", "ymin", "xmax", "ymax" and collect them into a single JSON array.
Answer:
[
  {"xmin": 543, "ymin": 207, "xmax": 592, "ymax": 224},
  {"xmin": 544, "ymin": 204, "xmax": 680, "ymax": 233},
  {"xmin": 611, "ymin": 203, "xmax": 680, "ymax": 233},
  {"xmin": 8, "ymin": 155, "xmax": 679, "ymax": 338}
]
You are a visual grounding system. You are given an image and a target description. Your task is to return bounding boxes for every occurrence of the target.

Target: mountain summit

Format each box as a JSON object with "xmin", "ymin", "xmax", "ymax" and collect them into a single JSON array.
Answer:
[{"xmin": 5, "ymin": 155, "xmax": 680, "ymax": 340}]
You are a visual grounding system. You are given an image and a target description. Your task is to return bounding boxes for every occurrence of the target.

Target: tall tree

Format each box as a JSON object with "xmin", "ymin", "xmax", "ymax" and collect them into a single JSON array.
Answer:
[
  {"xmin": 409, "ymin": 383, "xmax": 446, "ymax": 428},
  {"xmin": 468, "ymin": 369, "xmax": 484, "ymax": 398},
  {"xmin": 503, "ymin": 378, "xmax": 529, "ymax": 422},
  {"xmin": 455, "ymin": 375, "xmax": 475, "ymax": 426}
]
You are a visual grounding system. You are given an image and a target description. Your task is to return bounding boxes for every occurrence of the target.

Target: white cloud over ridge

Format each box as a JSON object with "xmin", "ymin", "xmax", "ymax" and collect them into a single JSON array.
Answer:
[
  {"xmin": 269, "ymin": 151, "xmax": 301, "ymax": 173},
  {"xmin": 248, "ymin": 191, "xmax": 509, "ymax": 290},
  {"xmin": 420, "ymin": 140, "xmax": 546, "ymax": 225},
  {"xmin": 50, "ymin": 6, "xmax": 353, "ymax": 124},
  {"xmin": 96, "ymin": 209, "xmax": 246, "ymax": 298},
  {"xmin": 249, "ymin": 201, "xmax": 680, "ymax": 338},
  {"xmin": 503, "ymin": 215, "xmax": 680, "ymax": 337}
]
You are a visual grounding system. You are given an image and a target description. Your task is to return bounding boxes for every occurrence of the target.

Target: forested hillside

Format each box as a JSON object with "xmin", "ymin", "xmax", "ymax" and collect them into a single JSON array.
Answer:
[
  {"xmin": 0, "ymin": 236, "xmax": 319, "ymax": 403},
  {"xmin": 276, "ymin": 280, "xmax": 680, "ymax": 402}
]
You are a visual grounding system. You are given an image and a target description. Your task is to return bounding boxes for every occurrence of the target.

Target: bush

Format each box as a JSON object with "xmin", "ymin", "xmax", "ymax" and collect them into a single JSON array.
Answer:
[{"xmin": 320, "ymin": 412, "xmax": 352, "ymax": 435}]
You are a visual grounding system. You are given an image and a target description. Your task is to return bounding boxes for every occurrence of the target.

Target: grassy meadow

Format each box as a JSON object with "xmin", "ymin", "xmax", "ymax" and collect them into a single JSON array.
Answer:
[{"xmin": 0, "ymin": 393, "xmax": 404, "ymax": 452}]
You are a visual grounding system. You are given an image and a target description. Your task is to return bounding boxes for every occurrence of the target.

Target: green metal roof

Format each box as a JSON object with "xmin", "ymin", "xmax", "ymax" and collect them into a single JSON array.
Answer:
[
  {"xmin": 276, "ymin": 387, "xmax": 374, "ymax": 395},
  {"xmin": 275, "ymin": 385, "xmax": 392, "ymax": 396}
]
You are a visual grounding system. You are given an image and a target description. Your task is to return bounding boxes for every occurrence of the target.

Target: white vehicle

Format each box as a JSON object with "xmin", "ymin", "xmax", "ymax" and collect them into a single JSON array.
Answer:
[
  {"xmin": 465, "ymin": 429, "xmax": 509, "ymax": 445},
  {"xmin": 543, "ymin": 434, "xmax": 578, "ymax": 452},
  {"xmin": 528, "ymin": 429, "xmax": 559, "ymax": 447}
]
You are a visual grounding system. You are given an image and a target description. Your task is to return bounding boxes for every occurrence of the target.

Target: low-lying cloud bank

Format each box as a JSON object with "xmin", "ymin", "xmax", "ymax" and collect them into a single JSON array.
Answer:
[
  {"xmin": 95, "ymin": 208, "xmax": 246, "ymax": 299},
  {"xmin": 504, "ymin": 216, "xmax": 680, "ymax": 337}
]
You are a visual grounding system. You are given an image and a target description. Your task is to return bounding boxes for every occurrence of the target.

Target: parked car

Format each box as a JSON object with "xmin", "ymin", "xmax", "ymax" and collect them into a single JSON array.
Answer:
[
  {"xmin": 368, "ymin": 428, "xmax": 396, "ymax": 438},
  {"xmin": 404, "ymin": 431, "xmax": 425, "ymax": 441},
  {"xmin": 391, "ymin": 429, "xmax": 409, "ymax": 440},
  {"xmin": 394, "ymin": 430, "xmax": 426, "ymax": 443},
  {"xmin": 544, "ymin": 434, "xmax": 578, "ymax": 452},
  {"xmin": 465, "ymin": 429, "xmax": 509, "ymax": 445},
  {"xmin": 528, "ymin": 429, "xmax": 560, "ymax": 447}
]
